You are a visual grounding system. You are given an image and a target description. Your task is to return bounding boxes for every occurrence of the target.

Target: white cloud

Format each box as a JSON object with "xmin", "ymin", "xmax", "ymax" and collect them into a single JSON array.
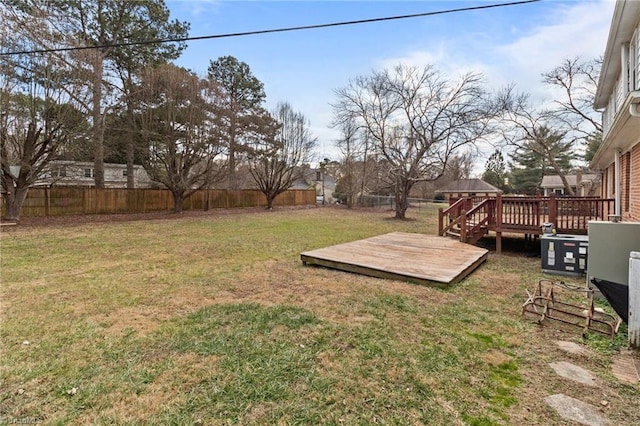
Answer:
[
  {"xmin": 370, "ymin": 0, "xmax": 615, "ymax": 175},
  {"xmin": 494, "ymin": 0, "xmax": 614, "ymax": 102}
]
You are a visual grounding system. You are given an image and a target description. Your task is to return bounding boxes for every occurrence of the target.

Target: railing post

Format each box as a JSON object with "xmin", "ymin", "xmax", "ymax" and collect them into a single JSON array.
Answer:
[
  {"xmin": 549, "ymin": 194, "xmax": 557, "ymax": 229},
  {"xmin": 534, "ymin": 194, "xmax": 540, "ymax": 227},
  {"xmin": 487, "ymin": 197, "xmax": 494, "ymax": 226},
  {"xmin": 460, "ymin": 209, "xmax": 467, "ymax": 242},
  {"xmin": 438, "ymin": 208, "xmax": 444, "ymax": 236}
]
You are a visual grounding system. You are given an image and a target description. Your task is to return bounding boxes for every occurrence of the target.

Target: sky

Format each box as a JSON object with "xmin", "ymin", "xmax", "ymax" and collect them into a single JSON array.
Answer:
[{"xmin": 166, "ymin": 0, "xmax": 616, "ymax": 174}]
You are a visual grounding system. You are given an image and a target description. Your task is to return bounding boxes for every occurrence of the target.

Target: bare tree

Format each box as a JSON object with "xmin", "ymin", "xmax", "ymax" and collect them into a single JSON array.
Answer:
[
  {"xmin": 333, "ymin": 116, "xmax": 365, "ymax": 208},
  {"xmin": 501, "ymin": 91, "xmax": 581, "ymax": 195},
  {"xmin": 542, "ymin": 57, "xmax": 603, "ymax": 195},
  {"xmin": 0, "ymin": 57, "xmax": 86, "ymax": 220},
  {"xmin": 542, "ymin": 57, "xmax": 602, "ymax": 138},
  {"xmin": 334, "ymin": 64, "xmax": 502, "ymax": 219},
  {"xmin": 138, "ymin": 64, "xmax": 225, "ymax": 213},
  {"xmin": 3, "ymin": 0, "xmax": 189, "ymax": 188},
  {"xmin": 247, "ymin": 102, "xmax": 317, "ymax": 209},
  {"xmin": 1, "ymin": 4, "xmax": 90, "ymax": 220}
]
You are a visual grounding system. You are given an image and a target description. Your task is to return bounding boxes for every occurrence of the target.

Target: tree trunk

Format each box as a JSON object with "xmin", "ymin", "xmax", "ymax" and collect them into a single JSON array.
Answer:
[
  {"xmin": 394, "ymin": 179, "xmax": 412, "ymax": 219},
  {"xmin": 124, "ymin": 75, "xmax": 136, "ymax": 189},
  {"xmin": 266, "ymin": 195, "xmax": 275, "ymax": 210},
  {"xmin": 228, "ymin": 114, "xmax": 237, "ymax": 190},
  {"xmin": 394, "ymin": 195, "xmax": 407, "ymax": 219},
  {"xmin": 126, "ymin": 95, "xmax": 136, "ymax": 189},
  {"xmin": 547, "ymin": 155, "xmax": 574, "ymax": 196},
  {"xmin": 126, "ymin": 138, "xmax": 135, "ymax": 189},
  {"xmin": 4, "ymin": 186, "xmax": 29, "ymax": 221},
  {"xmin": 172, "ymin": 191, "xmax": 184, "ymax": 213},
  {"xmin": 92, "ymin": 53, "xmax": 105, "ymax": 188},
  {"xmin": 558, "ymin": 173, "xmax": 575, "ymax": 196}
]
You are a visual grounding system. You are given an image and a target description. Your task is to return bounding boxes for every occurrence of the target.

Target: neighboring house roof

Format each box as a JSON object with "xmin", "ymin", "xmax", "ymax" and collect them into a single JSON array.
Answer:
[
  {"xmin": 216, "ymin": 167, "xmax": 335, "ymax": 191},
  {"xmin": 437, "ymin": 179, "xmax": 501, "ymax": 193},
  {"xmin": 540, "ymin": 174, "xmax": 598, "ymax": 189},
  {"xmin": 291, "ymin": 168, "xmax": 337, "ymax": 191}
]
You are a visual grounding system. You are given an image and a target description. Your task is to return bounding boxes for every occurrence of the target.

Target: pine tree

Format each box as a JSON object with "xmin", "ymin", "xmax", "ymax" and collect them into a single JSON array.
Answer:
[
  {"xmin": 482, "ymin": 149, "xmax": 506, "ymax": 190},
  {"xmin": 509, "ymin": 126, "xmax": 574, "ymax": 195}
]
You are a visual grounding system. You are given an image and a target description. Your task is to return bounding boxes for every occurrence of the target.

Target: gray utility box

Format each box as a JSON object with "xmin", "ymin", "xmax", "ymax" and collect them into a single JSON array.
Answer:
[
  {"xmin": 541, "ymin": 234, "xmax": 589, "ymax": 276},
  {"xmin": 588, "ymin": 221, "xmax": 640, "ymax": 286}
]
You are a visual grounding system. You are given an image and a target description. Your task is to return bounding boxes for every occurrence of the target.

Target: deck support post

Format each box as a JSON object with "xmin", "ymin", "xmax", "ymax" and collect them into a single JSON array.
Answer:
[
  {"xmin": 438, "ymin": 207, "xmax": 444, "ymax": 236},
  {"xmin": 549, "ymin": 194, "xmax": 557, "ymax": 228}
]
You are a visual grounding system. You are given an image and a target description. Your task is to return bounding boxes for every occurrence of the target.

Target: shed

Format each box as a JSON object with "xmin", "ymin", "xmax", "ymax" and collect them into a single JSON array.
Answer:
[{"xmin": 436, "ymin": 179, "xmax": 501, "ymax": 201}]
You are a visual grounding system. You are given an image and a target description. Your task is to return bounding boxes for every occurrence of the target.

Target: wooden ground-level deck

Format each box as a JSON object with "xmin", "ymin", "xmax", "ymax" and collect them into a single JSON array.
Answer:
[{"xmin": 300, "ymin": 232, "xmax": 488, "ymax": 288}]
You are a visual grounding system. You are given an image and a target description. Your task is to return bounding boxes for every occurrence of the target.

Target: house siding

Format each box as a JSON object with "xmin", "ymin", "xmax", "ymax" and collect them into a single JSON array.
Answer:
[
  {"xmin": 630, "ymin": 143, "xmax": 640, "ymax": 221},
  {"xmin": 623, "ymin": 152, "xmax": 631, "ymax": 215},
  {"xmin": 600, "ymin": 144, "xmax": 640, "ymax": 222},
  {"xmin": 41, "ymin": 162, "xmax": 154, "ymax": 189}
]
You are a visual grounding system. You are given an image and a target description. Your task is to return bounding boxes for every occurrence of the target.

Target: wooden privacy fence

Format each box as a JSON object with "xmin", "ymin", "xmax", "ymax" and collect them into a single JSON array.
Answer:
[{"xmin": 2, "ymin": 187, "xmax": 317, "ymax": 218}]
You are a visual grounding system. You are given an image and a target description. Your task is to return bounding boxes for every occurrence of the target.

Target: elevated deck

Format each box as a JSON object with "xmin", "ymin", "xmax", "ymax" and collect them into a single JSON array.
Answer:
[
  {"xmin": 301, "ymin": 232, "xmax": 488, "ymax": 288},
  {"xmin": 438, "ymin": 194, "xmax": 615, "ymax": 252}
]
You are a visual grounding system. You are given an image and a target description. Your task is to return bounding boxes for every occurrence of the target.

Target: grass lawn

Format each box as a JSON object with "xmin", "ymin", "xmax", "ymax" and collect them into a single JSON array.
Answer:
[{"xmin": 1, "ymin": 205, "xmax": 638, "ymax": 425}]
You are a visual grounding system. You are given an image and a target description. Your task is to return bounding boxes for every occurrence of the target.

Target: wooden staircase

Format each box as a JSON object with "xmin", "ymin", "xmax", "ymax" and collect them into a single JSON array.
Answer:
[
  {"xmin": 439, "ymin": 197, "xmax": 492, "ymax": 245},
  {"xmin": 444, "ymin": 221, "xmax": 489, "ymax": 244}
]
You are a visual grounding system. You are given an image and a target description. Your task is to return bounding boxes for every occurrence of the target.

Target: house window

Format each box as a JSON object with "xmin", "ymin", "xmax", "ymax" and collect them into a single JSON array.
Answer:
[
  {"xmin": 51, "ymin": 166, "xmax": 67, "ymax": 178},
  {"xmin": 122, "ymin": 170, "xmax": 127, "ymax": 177},
  {"xmin": 554, "ymin": 189, "xmax": 563, "ymax": 196},
  {"xmin": 84, "ymin": 168, "xmax": 94, "ymax": 178},
  {"xmin": 608, "ymin": 166, "xmax": 615, "ymax": 198}
]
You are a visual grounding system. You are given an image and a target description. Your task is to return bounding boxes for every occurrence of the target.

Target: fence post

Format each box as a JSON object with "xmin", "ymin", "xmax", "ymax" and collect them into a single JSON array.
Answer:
[
  {"xmin": 496, "ymin": 193, "xmax": 502, "ymax": 253},
  {"xmin": 438, "ymin": 208, "xmax": 444, "ymax": 236},
  {"xmin": 44, "ymin": 187, "xmax": 50, "ymax": 216}
]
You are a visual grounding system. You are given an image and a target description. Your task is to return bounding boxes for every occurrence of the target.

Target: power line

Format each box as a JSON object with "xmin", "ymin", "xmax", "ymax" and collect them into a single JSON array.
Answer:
[{"xmin": 1, "ymin": 0, "xmax": 541, "ymax": 56}]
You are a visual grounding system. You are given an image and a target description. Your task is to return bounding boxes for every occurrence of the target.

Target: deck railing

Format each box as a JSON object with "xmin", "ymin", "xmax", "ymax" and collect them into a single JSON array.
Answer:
[
  {"xmin": 438, "ymin": 197, "xmax": 467, "ymax": 237},
  {"xmin": 439, "ymin": 194, "xmax": 615, "ymax": 242}
]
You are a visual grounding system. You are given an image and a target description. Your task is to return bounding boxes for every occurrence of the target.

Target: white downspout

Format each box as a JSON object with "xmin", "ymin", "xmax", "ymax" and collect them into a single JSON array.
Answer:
[{"xmin": 615, "ymin": 149, "xmax": 621, "ymax": 217}]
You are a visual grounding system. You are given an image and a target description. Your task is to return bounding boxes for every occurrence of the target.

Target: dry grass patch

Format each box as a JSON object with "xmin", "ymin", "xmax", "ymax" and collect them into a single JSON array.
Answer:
[{"xmin": 1, "ymin": 206, "xmax": 638, "ymax": 425}]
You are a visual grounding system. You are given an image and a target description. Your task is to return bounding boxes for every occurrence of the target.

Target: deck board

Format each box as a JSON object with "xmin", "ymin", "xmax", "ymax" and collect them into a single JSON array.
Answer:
[{"xmin": 300, "ymin": 232, "xmax": 488, "ymax": 288}]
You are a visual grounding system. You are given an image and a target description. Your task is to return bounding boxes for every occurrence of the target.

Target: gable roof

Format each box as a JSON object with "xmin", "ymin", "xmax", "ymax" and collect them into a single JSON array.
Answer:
[
  {"xmin": 437, "ymin": 178, "xmax": 501, "ymax": 193},
  {"xmin": 540, "ymin": 174, "xmax": 598, "ymax": 188}
]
